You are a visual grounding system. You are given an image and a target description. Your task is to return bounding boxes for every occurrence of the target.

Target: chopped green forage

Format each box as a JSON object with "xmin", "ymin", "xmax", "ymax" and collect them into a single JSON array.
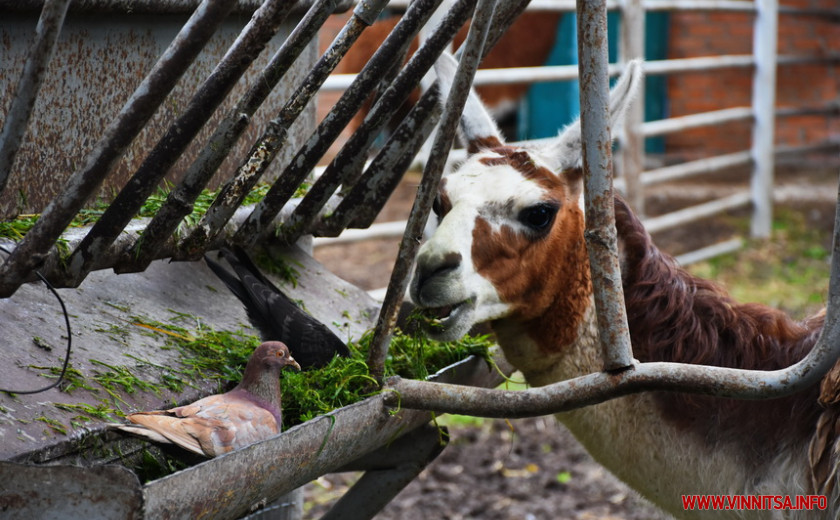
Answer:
[
  {"xmin": 0, "ymin": 182, "xmax": 282, "ymax": 242},
  {"xmin": 280, "ymin": 329, "xmax": 494, "ymax": 427}
]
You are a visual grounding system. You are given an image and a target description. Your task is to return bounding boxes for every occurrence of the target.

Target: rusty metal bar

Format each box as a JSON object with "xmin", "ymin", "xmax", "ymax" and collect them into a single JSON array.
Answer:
[
  {"xmin": 117, "ymin": 0, "xmax": 339, "ymax": 274},
  {"xmin": 576, "ymin": 0, "xmax": 634, "ymax": 372},
  {"xmin": 366, "ymin": 0, "xmax": 499, "ymax": 385},
  {"xmin": 279, "ymin": 0, "xmax": 477, "ymax": 243},
  {"xmin": 388, "ymin": 331, "xmax": 840, "ymax": 415},
  {"xmin": 0, "ymin": 351, "xmax": 502, "ymax": 519},
  {"xmin": 60, "ymin": 0, "xmax": 296, "ymax": 286},
  {"xmin": 231, "ymin": 0, "xmax": 446, "ymax": 250},
  {"xmin": 0, "ymin": 0, "xmax": 236, "ymax": 298},
  {"xmin": 0, "ymin": 0, "xmax": 71, "ymax": 195},
  {"xmin": 384, "ymin": 164, "xmax": 840, "ymax": 418},
  {"xmin": 318, "ymin": 89, "xmax": 442, "ymax": 236},
  {"xmin": 175, "ymin": 0, "xmax": 391, "ymax": 259},
  {"xmin": 0, "ymin": 200, "xmax": 308, "ymax": 288},
  {"xmin": 320, "ymin": 0, "xmax": 532, "ymax": 234}
]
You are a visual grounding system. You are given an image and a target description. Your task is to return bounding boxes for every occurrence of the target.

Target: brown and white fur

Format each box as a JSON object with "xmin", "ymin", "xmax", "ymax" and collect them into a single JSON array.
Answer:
[{"xmin": 410, "ymin": 53, "xmax": 839, "ymax": 519}]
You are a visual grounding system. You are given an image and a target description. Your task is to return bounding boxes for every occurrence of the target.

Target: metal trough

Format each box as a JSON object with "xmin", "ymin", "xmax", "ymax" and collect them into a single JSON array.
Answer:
[{"xmin": 1, "ymin": 351, "xmax": 508, "ymax": 519}]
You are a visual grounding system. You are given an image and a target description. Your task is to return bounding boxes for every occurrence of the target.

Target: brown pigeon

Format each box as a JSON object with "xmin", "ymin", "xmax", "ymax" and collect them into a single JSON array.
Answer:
[
  {"xmin": 117, "ymin": 341, "xmax": 300, "ymax": 457},
  {"xmin": 205, "ymin": 247, "xmax": 350, "ymax": 368}
]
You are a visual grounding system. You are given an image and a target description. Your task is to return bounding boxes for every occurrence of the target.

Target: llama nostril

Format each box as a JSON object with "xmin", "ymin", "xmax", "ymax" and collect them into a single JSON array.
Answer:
[
  {"xmin": 418, "ymin": 252, "xmax": 462, "ymax": 288},
  {"xmin": 438, "ymin": 252, "xmax": 462, "ymax": 272}
]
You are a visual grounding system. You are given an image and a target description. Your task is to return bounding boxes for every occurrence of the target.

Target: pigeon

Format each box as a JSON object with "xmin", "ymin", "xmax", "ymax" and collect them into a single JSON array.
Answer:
[
  {"xmin": 205, "ymin": 247, "xmax": 351, "ymax": 369},
  {"xmin": 116, "ymin": 341, "xmax": 300, "ymax": 457}
]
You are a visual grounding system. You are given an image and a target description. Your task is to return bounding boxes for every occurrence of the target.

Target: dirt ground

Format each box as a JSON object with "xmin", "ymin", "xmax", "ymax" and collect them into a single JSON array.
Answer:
[
  {"xmin": 307, "ymin": 162, "xmax": 838, "ymax": 519},
  {"xmin": 305, "ymin": 417, "xmax": 668, "ymax": 520}
]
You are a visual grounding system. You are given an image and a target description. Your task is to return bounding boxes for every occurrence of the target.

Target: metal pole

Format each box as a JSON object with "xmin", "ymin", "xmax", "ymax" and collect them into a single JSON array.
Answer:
[
  {"xmin": 365, "ymin": 0, "xmax": 499, "ymax": 384},
  {"xmin": 314, "ymin": 0, "xmax": 533, "ymax": 236},
  {"xmin": 619, "ymin": 0, "xmax": 645, "ymax": 216},
  {"xmin": 749, "ymin": 0, "xmax": 778, "ymax": 238},
  {"xmin": 319, "ymin": 89, "xmax": 442, "ymax": 235},
  {"xmin": 172, "ymin": 0, "xmax": 390, "ymax": 259},
  {"xmin": 390, "ymin": 173, "xmax": 840, "ymax": 414},
  {"xmin": 230, "ymin": 0, "xmax": 445, "ymax": 251},
  {"xmin": 576, "ymin": 0, "xmax": 635, "ymax": 371},
  {"xmin": 389, "ymin": 174, "xmax": 840, "ymax": 415},
  {"xmin": 280, "ymin": 0, "xmax": 477, "ymax": 243}
]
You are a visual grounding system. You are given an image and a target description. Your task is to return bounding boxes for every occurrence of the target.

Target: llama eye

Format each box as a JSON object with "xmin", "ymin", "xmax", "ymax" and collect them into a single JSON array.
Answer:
[
  {"xmin": 519, "ymin": 203, "xmax": 558, "ymax": 232},
  {"xmin": 432, "ymin": 196, "xmax": 442, "ymax": 217}
]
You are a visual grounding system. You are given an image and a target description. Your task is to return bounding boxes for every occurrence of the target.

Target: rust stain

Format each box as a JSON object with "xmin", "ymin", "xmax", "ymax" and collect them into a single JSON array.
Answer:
[{"xmin": 0, "ymin": 14, "xmax": 313, "ymax": 220}]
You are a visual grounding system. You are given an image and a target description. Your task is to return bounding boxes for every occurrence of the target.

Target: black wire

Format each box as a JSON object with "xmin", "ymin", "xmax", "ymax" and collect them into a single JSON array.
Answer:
[{"xmin": 0, "ymin": 244, "xmax": 73, "ymax": 395}]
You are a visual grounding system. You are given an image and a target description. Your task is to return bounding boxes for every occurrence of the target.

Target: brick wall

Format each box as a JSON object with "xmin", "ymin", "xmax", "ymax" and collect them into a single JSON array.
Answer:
[{"xmin": 665, "ymin": 1, "xmax": 839, "ymax": 158}]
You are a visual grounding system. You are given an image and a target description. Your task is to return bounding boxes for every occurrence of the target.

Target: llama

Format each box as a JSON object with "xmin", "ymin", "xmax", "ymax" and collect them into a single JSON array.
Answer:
[{"xmin": 409, "ymin": 53, "xmax": 838, "ymax": 519}]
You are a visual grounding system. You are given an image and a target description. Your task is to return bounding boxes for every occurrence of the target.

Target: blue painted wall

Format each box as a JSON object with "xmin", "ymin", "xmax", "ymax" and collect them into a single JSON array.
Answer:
[{"xmin": 518, "ymin": 12, "xmax": 669, "ymax": 154}]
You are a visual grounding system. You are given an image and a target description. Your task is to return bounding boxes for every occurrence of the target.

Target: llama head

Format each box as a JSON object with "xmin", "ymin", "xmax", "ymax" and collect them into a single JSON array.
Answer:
[{"xmin": 409, "ymin": 53, "xmax": 642, "ymax": 342}]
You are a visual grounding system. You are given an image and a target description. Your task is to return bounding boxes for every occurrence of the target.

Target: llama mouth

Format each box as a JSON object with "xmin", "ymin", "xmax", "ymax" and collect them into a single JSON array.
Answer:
[
  {"xmin": 418, "ymin": 299, "xmax": 475, "ymax": 333},
  {"xmin": 425, "ymin": 305, "xmax": 455, "ymax": 321}
]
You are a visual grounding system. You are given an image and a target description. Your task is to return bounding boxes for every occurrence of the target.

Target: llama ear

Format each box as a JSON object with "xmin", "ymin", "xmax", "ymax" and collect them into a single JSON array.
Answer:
[
  {"xmin": 434, "ymin": 51, "xmax": 504, "ymax": 154},
  {"xmin": 547, "ymin": 59, "xmax": 644, "ymax": 172}
]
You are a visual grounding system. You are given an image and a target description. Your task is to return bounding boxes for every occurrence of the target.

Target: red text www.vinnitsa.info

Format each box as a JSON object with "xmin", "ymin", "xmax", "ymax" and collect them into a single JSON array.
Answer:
[{"xmin": 681, "ymin": 495, "xmax": 827, "ymax": 511}]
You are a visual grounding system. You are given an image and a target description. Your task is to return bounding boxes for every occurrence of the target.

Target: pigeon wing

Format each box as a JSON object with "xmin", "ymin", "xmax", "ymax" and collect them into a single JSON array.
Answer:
[
  {"xmin": 208, "ymin": 247, "xmax": 350, "ymax": 368},
  {"xmin": 205, "ymin": 252, "xmax": 277, "ymax": 341},
  {"xmin": 126, "ymin": 393, "xmax": 281, "ymax": 457}
]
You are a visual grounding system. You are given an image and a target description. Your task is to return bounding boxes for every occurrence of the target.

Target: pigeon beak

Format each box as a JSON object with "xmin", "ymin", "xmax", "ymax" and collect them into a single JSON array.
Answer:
[{"xmin": 286, "ymin": 357, "xmax": 301, "ymax": 372}]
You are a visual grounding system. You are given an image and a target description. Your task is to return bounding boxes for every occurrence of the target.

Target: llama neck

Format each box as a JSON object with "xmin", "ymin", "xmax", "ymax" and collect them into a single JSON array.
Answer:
[
  {"xmin": 492, "ymin": 298, "xmax": 600, "ymax": 385},
  {"xmin": 492, "ymin": 300, "xmax": 814, "ymax": 519}
]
